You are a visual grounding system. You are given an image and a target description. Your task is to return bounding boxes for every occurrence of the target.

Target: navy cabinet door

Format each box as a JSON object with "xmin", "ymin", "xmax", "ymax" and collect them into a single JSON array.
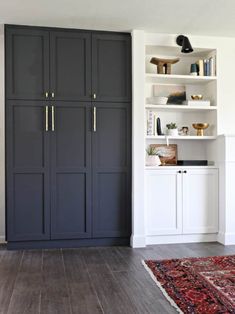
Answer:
[
  {"xmin": 6, "ymin": 101, "xmax": 51, "ymax": 241},
  {"xmin": 50, "ymin": 102, "xmax": 92, "ymax": 239},
  {"xmin": 92, "ymin": 33, "xmax": 131, "ymax": 102},
  {"xmin": 5, "ymin": 27, "xmax": 50, "ymax": 100},
  {"xmin": 50, "ymin": 31, "xmax": 91, "ymax": 101},
  {"xmin": 92, "ymin": 102, "xmax": 131, "ymax": 238}
]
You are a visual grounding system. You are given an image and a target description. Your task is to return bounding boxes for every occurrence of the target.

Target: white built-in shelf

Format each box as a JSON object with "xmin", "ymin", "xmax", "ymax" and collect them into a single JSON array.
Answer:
[
  {"xmin": 145, "ymin": 104, "xmax": 217, "ymax": 112},
  {"xmin": 145, "ymin": 165, "xmax": 217, "ymax": 170},
  {"xmin": 145, "ymin": 45, "xmax": 216, "ymax": 58},
  {"xmin": 145, "ymin": 73, "xmax": 217, "ymax": 85},
  {"xmin": 146, "ymin": 135, "xmax": 217, "ymax": 140}
]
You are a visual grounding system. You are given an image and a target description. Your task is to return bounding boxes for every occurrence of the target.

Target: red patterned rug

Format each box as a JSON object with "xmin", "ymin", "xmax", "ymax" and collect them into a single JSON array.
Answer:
[{"xmin": 144, "ymin": 255, "xmax": 235, "ymax": 314}]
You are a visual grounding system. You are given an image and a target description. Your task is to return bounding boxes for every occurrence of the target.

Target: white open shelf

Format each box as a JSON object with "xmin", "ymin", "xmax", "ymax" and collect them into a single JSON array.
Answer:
[
  {"xmin": 145, "ymin": 73, "xmax": 217, "ymax": 85},
  {"xmin": 145, "ymin": 165, "xmax": 217, "ymax": 170},
  {"xmin": 145, "ymin": 104, "xmax": 217, "ymax": 112},
  {"xmin": 146, "ymin": 135, "xmax": 217, "ymax": 140}
]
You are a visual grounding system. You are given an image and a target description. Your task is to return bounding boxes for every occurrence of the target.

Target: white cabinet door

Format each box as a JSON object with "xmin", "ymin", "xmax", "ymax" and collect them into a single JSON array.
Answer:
[
  {"xmin": 182, "ymin": 169, "xmax": 218, "ymax": 234},
  {"xmin": 146, "ymin": 170, "xmax": 182, "ymax": 235}
]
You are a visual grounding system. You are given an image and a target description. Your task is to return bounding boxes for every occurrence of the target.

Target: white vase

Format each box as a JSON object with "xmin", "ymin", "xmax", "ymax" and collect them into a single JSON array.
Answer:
[
  {"xmin": 167, "ymin": 128, "xmax": 178, "ymax": 136},
  {"xmin": 146, "ymin": 155, "xmax": 161, "ymax": 166}
]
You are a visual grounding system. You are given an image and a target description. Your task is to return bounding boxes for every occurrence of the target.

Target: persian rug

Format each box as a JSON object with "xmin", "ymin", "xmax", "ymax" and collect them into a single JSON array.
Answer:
[{"xmin": 143, "ymin": 255, "xmax": 235, "ymax": 314}]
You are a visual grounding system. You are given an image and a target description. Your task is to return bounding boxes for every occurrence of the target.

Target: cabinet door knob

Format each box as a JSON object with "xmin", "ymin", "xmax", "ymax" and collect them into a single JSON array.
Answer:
[
  {"xmin": 45, "ymin": 92, "xmax": 49, "ymax": 99},
  {"xmin": 93, "ymin": 93, "xmax": 97, "ymax": 100},
  {"xmin": 183, "ymin": 170, "xmax": 187, "ymax": 174},
  {"xmin": 51, "ymin": 92, "xmax": 55, "ymax": 98},
  {"xmin": 178, "ymin": 170, "xmax": 182, "ymax": 173}
]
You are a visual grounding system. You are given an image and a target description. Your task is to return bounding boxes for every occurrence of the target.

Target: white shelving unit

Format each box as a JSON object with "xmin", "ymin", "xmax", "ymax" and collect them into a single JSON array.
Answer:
[
  {"xmin": 146, "ymin": 135, "xmax": 217, "ymax": 140},
  {"xmin": 145, "ymin": 104, "xmax": 217, "ymax": 112},
  {"xmin": 145, "ymin": 73, "xmax": 217, "ymax": 84},
  {"xmin": 145, "ymin": 42, "xmax": 218, "ymax": 163}
]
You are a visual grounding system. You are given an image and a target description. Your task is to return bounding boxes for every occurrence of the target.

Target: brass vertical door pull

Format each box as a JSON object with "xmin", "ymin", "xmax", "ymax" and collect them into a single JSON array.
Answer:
[
  {"xmin": 45, "ymin": 106, "xmax": 49, "ymax": 131},
  {"xmin": 51, "ymin": 92, "xmax": 55, "ymax": 98},
  {"xmin": 93, "ymin": 93, "xmax": 96, "ymax": 100},
  {"xmin": 45, "ymin": 92, "xmax": 49, "ymax": 98},
  {"xmin": 93, "ymin": 107, "xmax": 96, "ymax": 132},
  {"xmin": 51, "ymin": 106, "xmax": 55, "ymax": 131}
]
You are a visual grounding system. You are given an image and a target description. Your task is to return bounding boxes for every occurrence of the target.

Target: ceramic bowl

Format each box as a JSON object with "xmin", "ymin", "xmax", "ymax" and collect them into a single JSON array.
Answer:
[{"xmin": 148, "ymin": 96, "xmax": 168, "ymax": 105}]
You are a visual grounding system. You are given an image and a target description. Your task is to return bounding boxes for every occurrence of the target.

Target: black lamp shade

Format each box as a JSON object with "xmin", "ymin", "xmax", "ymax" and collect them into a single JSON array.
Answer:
[{"xmin": 176, "ymin": 35, "xmax": 193, "ymax": 53}]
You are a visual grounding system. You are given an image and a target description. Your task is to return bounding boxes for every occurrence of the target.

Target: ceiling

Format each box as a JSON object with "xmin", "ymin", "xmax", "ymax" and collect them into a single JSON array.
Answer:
[{"xmin": 1, "ymin": 0, "xmax": 235, "ymax": 37}]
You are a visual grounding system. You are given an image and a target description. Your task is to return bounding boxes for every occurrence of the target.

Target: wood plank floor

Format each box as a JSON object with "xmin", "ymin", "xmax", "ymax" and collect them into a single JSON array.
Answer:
[{"xmin": 1, "ymin": 242, "xmax": 235, "ymax": 314}]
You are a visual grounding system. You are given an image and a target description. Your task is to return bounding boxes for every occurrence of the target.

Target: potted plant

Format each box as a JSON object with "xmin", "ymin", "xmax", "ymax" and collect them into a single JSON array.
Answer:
[
  {"xmin": 166, "ymin": 122, "xmax": 178, "ymax": 136},
  {"xmin": 146, "ymin": 146, "xmax": 161, "ymax": 166}
]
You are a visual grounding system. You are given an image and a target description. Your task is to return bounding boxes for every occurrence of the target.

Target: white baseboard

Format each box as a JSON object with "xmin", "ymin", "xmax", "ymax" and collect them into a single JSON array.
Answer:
[
  {"xmin": 0, "ymin": 236, "xmax": 6, "ymax": 243},
  {"xmin": 217, "ymin": 232, "xmax": 235, "ymax": 245},
  {"xmin": 130, "ymin": 234, "xmax": 146, "ymax": 248},
  {"xmin": 146, "ymin": 233, "xmax": 218, "ymax": 245}
]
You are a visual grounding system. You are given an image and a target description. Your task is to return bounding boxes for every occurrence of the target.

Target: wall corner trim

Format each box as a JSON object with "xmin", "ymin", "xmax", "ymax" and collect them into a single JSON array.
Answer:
[{"xmin": 130, "ymin": 234, "xmax": 146, "ymax": 248}]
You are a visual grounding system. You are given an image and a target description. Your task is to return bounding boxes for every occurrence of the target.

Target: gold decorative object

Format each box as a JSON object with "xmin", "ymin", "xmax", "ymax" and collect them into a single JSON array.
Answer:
[
  {"xmin": 150, "ymin": 57, "xmax": 180, "ymax": 74},
  {"xmin": 192, "ymin": 123, "xmax": 209, "ymax": 136},
  {"xmin": 191, "ymin": 95, "xmax": 203, "ymax": 100}
]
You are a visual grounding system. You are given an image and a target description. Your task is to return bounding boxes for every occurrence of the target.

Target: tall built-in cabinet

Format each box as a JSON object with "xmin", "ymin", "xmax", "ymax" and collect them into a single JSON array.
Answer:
[
  {"xmin": 144, "ymin": 36, "xmax": 219, "ymax": 244},
  {"xmin": 5, "ymin": 25, "xmax": 131, "ymax": 249}
]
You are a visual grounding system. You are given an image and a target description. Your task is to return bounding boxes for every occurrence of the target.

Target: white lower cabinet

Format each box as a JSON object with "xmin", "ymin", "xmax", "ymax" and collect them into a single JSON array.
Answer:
[{"xmin": 146, "ymin": 168, "xmax": 218, "ymax": 237}]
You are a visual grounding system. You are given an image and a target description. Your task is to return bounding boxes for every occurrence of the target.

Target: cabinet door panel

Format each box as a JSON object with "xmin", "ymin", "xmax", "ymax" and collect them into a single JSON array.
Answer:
[
  {"xmin": 6, "ymin": 101, "xmax": 50, "ymax": 241},
  {"xmin": 183, "ymin": 169, "xmax": 218, "ymax": 234},
  {"xmin": 50, "ymin": 31, "xmax": 91, "ymax": 101},
  {"xmin": 54, "ymin": 173, "xmax": 87, "ymax": 235},
  {"xmin": 92, "ymin": 102, "xmax": 131, "ymax": 237},
  {"xmin": 13, "ymin": 106, "xmax": 44, "ymax": 168},
  {"xmin": 92, "ymin": 33, "xmax": 131, "ymax": 102},
  {"xmin": 50, "ymin": 102, "xmax": 91, "ymax": 239},
  {"xmin": 146, "ymin": 171, "xmax": 182, "ymax": 235},
  {"xmin": 5, "ymin": 27, "xmax": 49, "ymax": 100}
]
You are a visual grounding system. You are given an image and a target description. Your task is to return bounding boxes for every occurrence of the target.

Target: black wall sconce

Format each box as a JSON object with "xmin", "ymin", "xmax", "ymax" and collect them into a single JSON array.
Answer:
[{"xmin": 176, "ymin": 35, "xmax": 193, "ymax": 53}]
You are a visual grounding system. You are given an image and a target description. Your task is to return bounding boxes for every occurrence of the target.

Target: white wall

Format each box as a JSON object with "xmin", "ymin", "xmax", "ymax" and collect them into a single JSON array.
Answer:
[
  {"xmin": 0, "ymin": 25, "xmax": 4, "ymax": 241},
  {"xmin": 132, "ymin": 31, "xmax": 235, "ymax": 247},
  {"xmin": 1, "ymin": 26, "xmax": 235, "ymax": 242}
]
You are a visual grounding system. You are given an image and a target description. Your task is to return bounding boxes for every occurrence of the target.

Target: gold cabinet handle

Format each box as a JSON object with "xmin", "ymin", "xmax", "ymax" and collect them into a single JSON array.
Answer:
[
  {"xmin": 45, "ymin": 92, "xmax": 49, "ymax": 99},
  {"xmin": 93, "ymin": 93, "xmax": 96, "ymax": 100},
  {"xmin": 51, "ymin": 92, "xmax": 55, "ymax": 98},
  {"xmin": 93, "ymin": 107, "xmax": 96, "ymax": 132},
  {"xmin": 45, "ymin": 106, "xmax": 49, "ymax": 131},
  {"xmin": 51, "ymin": 106, "xmax": 55, "ymax": 131}
]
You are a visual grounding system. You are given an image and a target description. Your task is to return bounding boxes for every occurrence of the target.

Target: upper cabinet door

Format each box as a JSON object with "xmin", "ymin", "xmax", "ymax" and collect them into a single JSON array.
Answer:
[
  {"xmin": 92, "ymin": 33, "xmax": 131, "ymax": 102},
  {"xmin": 5, "ymin": 27, "xmax": 50, "ymax": 100},
  {"xmin": 50, "ymin": 31, "xmax": 91, "ymax": 101}
]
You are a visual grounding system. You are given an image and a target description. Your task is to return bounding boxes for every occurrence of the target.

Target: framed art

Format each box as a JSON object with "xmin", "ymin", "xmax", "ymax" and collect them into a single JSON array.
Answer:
[{"xmin": 150, "ymin": 144, "xmax": 177, "ymax": 165}]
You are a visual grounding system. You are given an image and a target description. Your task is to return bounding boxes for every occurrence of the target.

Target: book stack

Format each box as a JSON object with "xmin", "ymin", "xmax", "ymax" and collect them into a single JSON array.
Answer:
[
  {"xmin": 184, "ymin": 100, "xmax": 210, "ymax": 107},
  {"xmin": 196, "ymin": 57, "xmax": 216, "ymax": 76},
  {"xmin": 146, "ymin": 110, "xmax": 160, "ymax": 136}
]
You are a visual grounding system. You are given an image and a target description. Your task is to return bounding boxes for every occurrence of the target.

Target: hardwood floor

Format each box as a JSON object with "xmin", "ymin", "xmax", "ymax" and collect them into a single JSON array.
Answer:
[{"xmin": 1, "ymin": 242, "xmax": 235, "ymax": 313}]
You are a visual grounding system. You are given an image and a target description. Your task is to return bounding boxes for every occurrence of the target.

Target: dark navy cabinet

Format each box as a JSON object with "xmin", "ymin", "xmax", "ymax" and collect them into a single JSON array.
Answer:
[
  {"xmin": 50, "ymin": 31, "xmax": 92, "ymax": 101},
  {"xmin": 5, "ymin": 28, "xmax": 50, "ymax": 100},
  {"xmin": 6, "ymin": 101, "xmax": 51, "ymax": 241},
  {"xmin": 5, "ymin": 25, "xmax": 131, "ymax": 249}
]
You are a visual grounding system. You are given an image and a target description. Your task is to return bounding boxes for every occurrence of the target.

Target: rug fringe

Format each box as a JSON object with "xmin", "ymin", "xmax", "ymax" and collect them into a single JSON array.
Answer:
[{"xmin": 142, "ymin": 260, "xmax": 183, "ymax": 314}]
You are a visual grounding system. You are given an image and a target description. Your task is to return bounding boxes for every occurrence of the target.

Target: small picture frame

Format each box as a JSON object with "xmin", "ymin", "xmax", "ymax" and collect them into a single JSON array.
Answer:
[{"xmin": 150, "ymin": 144, "xmax": 177, "ymax": 165}]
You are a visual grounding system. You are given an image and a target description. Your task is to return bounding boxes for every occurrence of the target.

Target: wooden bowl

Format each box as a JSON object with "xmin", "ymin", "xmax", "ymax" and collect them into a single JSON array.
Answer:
[
  {"xmin": 191, "ymin": 95, "xmax": 203, "ymax": 100},
  {"xmin": 192, "ymin": 123, "xmax": 209, "ymax": 136}
]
